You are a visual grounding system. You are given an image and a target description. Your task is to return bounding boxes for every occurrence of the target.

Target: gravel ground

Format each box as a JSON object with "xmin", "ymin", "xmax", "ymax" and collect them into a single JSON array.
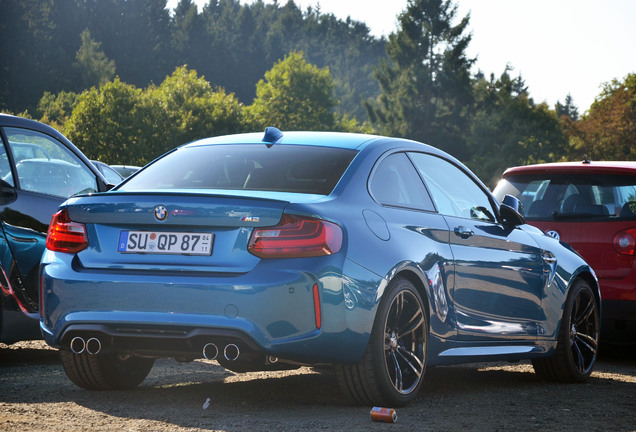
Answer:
[{"xmin": 1, "ymin": 340, "xmax": 635, "ymax": 432}]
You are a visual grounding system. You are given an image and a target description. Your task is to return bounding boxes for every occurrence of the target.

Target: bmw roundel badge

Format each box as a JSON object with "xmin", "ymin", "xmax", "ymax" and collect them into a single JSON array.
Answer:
[{"xmin": 154, "ymin": 205, "xmax": 168, "ymax": 221}]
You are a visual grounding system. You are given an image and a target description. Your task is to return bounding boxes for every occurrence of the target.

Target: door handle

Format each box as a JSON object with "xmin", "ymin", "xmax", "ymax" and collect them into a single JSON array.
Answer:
[
  {"xmin": 542, "ymin": 253, "xmax": 557, "ymax": 264},
  {"xmin": 454, "ymin": 226, "xmax": 474, "ymax": 238}
]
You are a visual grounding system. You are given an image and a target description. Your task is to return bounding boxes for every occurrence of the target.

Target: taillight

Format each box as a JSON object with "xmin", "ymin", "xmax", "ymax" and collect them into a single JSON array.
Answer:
[
  {"xmin": 613, "ymin": 228, "xmax": 636, "ymax": 255},
  {"xmin": 247, "ymin": 214, "xmax": 342, "ymax": 258},
  {"xmin": 46, "ymin": 209, "xmax": 88, "ymax": 253}
]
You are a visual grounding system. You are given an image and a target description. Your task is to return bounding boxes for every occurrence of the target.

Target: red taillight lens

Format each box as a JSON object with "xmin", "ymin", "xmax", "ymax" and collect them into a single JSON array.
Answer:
[
  {"xmin": 247, "ymin": 214, "xmax": 342, "ymax": 258},
  {"xmin": 613, "ymin": 229, "xmax": 636, "ymax": 255},
  {"xmin": 46, "ymin": 209, "xmax": 88, "ymax": 253}
]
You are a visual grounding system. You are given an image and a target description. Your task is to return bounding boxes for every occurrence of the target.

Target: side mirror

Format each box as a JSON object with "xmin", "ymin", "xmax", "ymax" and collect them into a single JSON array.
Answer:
[
  {"xmin": 500, "ymin": 194, "xmax": 525, "ymax": 227},
  {"xmin": 0, "ymin": 179, "xmax": 17, "ymax": 205}
]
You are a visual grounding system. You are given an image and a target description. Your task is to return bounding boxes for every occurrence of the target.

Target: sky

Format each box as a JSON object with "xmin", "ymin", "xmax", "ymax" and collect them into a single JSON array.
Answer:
[{"xmin": 172, "ymin": 0, "xmax": 636, "ymax": 113}]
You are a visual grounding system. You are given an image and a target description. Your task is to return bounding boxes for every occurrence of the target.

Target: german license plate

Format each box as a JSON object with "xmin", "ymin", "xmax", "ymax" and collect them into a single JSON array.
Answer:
[{"xmin": 117, "ymin": 231, "xmax": 214, "ymax": 255}]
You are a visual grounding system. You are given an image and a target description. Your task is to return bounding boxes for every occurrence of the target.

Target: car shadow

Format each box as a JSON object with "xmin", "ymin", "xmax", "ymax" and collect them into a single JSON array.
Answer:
[
  {"xmin": 1, "ymin": 343, "xmax": 635, "ymax": 431},
  {"xmin": 0, "ymin": 341, "xmax": 59, "ymax": 366}
]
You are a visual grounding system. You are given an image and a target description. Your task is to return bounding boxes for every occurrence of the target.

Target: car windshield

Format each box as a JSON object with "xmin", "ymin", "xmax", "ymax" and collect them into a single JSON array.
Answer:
[
  {"xmin": 494, "ymin": 174, "xmax": 636, "ymax": 221},
  {"xmin": 118, "ymin": 144, "xmax": 357, "ymax": 195}
]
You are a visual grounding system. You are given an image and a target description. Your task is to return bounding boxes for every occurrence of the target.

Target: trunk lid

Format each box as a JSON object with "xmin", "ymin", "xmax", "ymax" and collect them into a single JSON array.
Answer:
[{"xmin": 64, "ymin": 191, "xmax": 298, "ymax": 273}]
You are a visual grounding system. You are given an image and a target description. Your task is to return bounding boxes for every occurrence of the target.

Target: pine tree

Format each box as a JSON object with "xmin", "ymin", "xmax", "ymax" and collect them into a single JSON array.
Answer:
[
  {"xmin": 74, "ymin": 29, "xmax": 116, "ymax": 89},
  {"xmin": 367, "ymin": 0, "xmax": 474, "ymax": 157}
]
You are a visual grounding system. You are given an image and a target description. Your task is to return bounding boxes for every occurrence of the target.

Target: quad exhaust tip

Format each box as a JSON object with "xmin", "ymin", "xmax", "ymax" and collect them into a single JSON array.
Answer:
[
  {"xmin": 86, "ymin": 338, "xmax": 102, "ymax": 355},
  {"xmin": 69, "ymin": 336, "xmax": 102, "ymax": 355},
  {"xmin": 202, "ymin": 343, "xmax": 219, "ymax": 360},
  {"xmin": 70, "ymin": 336, "xmax": 85, "ymax": 354},
  {"xmin": 69, "ymin": 337, "xmax": 239, "ymax": 360},
  {"xmin": 223, "ymin": 344, "xmax": 240, "ymax": 361},
  {"xmin": 202, "ymin": 343, "xmax": 240, "ymax": 361}
]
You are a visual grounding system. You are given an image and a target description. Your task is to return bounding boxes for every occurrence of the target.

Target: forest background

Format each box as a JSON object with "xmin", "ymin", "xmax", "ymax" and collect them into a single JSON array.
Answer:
[{"xmin": 1, "ymin": 0, "xmax": 634, "ymax": 186}]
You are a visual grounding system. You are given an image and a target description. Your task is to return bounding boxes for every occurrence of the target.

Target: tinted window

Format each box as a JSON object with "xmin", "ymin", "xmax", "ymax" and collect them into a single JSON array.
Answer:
[
  {"xmin": 495, "ymin": 174, "xmax": 636, "ymax": 221},
  {"xmin": 101, "ymin": 165, "xmax": 124, "ymax": 184},
  {"xmin": 409, "ymin": 153, "xmax": 496, "ymax": 222},
  {"xmin": 4, "ymin": 127, "xmax": 97, "ymax": 198},
  {"xmin": 369, "ymin": 153, "xmax": 434, "ymax": 211},
  {"xmin": 120, "ymin": 144, "xmax": 357, "ymax": 195},
  {"xmin": 93, "ymin": 161, "xmax": 123, "ymax": 184}
]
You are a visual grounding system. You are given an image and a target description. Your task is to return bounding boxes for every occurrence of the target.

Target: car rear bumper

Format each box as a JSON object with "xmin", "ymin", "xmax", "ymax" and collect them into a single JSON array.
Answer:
[
  {"xmin": 598, "ymin": 274, "xmax": 636, "ymax": 302},
  {"xmin": 41, "ymin": 320, "xmax": 267, "ymax": 361},
  {"xmin": 40, "ymin": 251, "xmax": 381, "ymax": 363}
]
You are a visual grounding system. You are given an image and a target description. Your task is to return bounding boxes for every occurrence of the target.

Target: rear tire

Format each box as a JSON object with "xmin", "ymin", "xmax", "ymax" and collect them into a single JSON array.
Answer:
[
  {"xmin": 61, "ymin": 350, "xmax": 154, "ymax": 390},
  {"xmin": 336, "ymin": 277, "xmax": 427, "ymax": 406},
  {"xmin": 532, "ymin": 279, "xmax": 599, "ymax": 382}
]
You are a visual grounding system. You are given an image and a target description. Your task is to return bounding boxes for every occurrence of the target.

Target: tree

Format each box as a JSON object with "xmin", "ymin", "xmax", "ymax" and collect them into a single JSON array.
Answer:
[
  {"xmin": 300, "ymin": 8, "xmax": 385, "ymax": 121},
  {"xmin": 466, "ymin": 70, "xmax": 567, "ymax": 186},
  {"xmin": 151, "ymin": 66, "xmax": 246, "ymax": 145},
  {"xmin": 63, "ymin": 77, "xmax": 159, "ymax": 165},
  {"xmin": 1, "ymin": 0, "xmax": 385, "ymax": 122},
  {"xmin": 170, "ymin": 0, "xmax": 207, "ymax": 68},
  {"xmin": 246, "ymin": 51, "xmax": 338, "ymax": 131},
  {"xmin": 555, "ymin": 94, "xmax": 579, "ymax": 121},
  {"xmin": 62, "ymin": 67, "xmax": 248, "ymax": 165},
  {"xmin": 366, "ymin": 0, "xmax": 475, "ymax": 157},
  {"xmin": 74, "ymin": 29, "xmax": 116, "ymax": 89},
  {"xmin": 83, "ymin": 0, "xmax": 172, "ymax": 87},
  {"xmin": 569, "ymin": 74, "xmax": 636, "ymax": 161},
  {"xmin": 0, "ymin": 0, "xmax": 58, "ymax": 112},
  {"xmin": 37, "ymin": 90, "xmax": 79, "ymax": 129}
]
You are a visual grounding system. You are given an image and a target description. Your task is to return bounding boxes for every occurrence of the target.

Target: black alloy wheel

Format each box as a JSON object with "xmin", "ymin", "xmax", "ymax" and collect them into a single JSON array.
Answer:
[
  {"xmin": 567, "ymin": 281, "xmax": 599, "ymax": 376},
  {"xmin": 532, "ymin": 279, "xmax": 599, "ymax": 382},
  {"xmin": 383, "ymin": 286, "xmax": 427, "ymax": 396},
  {"xmin": 336, "ymin": 277, "xmax": 428, "ymax": 406}
]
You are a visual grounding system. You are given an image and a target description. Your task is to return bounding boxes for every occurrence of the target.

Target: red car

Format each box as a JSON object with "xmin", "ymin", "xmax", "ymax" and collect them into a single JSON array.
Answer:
[{"xmin": 494, "ymin": 160, "xmax": 636, "ymax": 343}]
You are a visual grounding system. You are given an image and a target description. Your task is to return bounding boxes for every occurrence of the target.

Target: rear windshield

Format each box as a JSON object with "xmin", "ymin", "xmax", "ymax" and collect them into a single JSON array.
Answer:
[
  {"xmin": 119, "ymin": 144, "xmax": 357, "ymax": 195},
  {"xmin": 494, "ymin": 174, "xmax": 636, "ymax": 221}
]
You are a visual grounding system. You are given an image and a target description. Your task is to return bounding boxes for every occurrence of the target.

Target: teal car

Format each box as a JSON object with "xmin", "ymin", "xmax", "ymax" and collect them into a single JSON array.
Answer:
[
  {"xmin": 0, "ymin": 114, "xmax": 111, "ymax": 344},
  {"xmin": 40, "ymin": 128, "xmax": 600, "ymax": 406}
]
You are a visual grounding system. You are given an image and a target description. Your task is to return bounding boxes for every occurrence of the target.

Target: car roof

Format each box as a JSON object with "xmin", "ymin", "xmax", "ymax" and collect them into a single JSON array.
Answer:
[
  {"xmin": 1, "ymin": 113, "xmax": 57, "ymax": 132},
  {"xmin": 185, "ymin": 130, "xmax": 387, "ymax": 151},
  {"xmin": 503, "ymin": 160, "xmax": 636, "ymax": 177}
]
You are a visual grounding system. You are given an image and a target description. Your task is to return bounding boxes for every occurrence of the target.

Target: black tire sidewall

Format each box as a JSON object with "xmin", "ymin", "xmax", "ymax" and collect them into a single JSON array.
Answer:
[
  {"xmin": 560, "ymin": 279, "xmax": 598, "ymax": 380},
  {"xmin": 369, "ymin": 277, "xmax": 427, "ymax": 405}
]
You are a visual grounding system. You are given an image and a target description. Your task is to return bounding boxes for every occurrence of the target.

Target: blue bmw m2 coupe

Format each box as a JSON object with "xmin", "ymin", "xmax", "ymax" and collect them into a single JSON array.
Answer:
[{"xmin": 40, "ymin": 128, "xmax": 600, "ymax": 406}]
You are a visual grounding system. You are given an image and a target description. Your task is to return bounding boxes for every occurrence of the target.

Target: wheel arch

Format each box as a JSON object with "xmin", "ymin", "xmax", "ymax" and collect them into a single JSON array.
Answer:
[
  {"xmin": 572, "ymin": 268, "xmax": 602, "ymax": 316},
  {"xmin": 391, "ymin": 267, "xmax": 431, "ymax": 323},
  {"xmin": 550, "ymin": 267, "xmax": 601, "ymax": 342}
]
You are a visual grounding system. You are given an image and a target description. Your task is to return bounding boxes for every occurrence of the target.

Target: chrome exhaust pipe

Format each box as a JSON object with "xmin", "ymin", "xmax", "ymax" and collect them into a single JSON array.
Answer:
[
  {"xmin": 223, "ymin": 344, "xmax": 240, "ymax": 361},
  {"xmin": 70, "ymin": 336, "xmax": 85, "ymax": 354},
  {"xmin": 86, "ymin": 337, "xmax": 102, "ymax": 355},
  {"xmin": 202, "ymin": 343, "xmax": 219, "ymax": 360}
]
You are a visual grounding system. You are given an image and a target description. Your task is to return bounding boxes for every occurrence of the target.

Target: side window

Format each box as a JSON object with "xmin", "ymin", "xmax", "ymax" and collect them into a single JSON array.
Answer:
[
  {"xmin": 95, "ymin": 162, "xmax": 124, "ymax": 185},
  {"xmin": 369, "ymin": 153, "xmax": 435, "ymax": 211},
  {"xmin": 409, "ymin": 152, "xmax": 496, "ymax": 222},
  {"xmin": 5, "ymin": 127, "xmax": 97, "ymax": 198},
  {"xmin": 0, "ymin": 136, "xmax": 15, "ymax": 186}
]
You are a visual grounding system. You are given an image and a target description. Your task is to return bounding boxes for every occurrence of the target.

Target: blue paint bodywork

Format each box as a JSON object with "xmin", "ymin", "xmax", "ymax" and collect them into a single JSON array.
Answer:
[{"xmin": 40, "ymin": 132, "xmax": 599, "ymax": 367}]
